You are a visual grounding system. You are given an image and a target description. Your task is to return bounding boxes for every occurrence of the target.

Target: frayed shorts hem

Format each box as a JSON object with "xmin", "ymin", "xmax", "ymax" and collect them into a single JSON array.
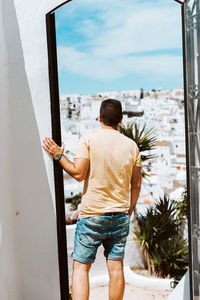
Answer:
[
  {"xmin": 72, "ymin": 253, "xmax": 95, "ymax": 265},
  {"xmin": 106, "ymin": 255, "xmax": 125, "ymax": 261}
]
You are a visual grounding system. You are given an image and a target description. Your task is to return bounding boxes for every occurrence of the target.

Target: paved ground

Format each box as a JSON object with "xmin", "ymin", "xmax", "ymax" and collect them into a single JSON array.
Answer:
[{"xmin": 90, "ymin": 284, "xmax": 172, "ymax": 300}]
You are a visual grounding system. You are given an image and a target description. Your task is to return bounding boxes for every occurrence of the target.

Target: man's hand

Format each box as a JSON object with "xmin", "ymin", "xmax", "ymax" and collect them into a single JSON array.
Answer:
[{"xmin": 42, "ymin": 137, "xmax": 65, "ymax": 159}]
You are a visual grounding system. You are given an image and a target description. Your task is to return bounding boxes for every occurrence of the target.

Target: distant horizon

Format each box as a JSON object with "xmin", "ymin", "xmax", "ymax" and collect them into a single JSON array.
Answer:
[
  {"xmin": 58, "ymin": 81, "xmax": 184, "ymax": 96},
  {"xmin": 56, "ymin": 0, "xmax": 183, "ymax": 95},
  {"xmin": 60, "ymin": 86, "xmax": 183, "ymax": 97}
]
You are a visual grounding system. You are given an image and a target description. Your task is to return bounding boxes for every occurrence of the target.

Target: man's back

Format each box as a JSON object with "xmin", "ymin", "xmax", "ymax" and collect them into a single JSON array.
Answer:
[
  {"xmin": 76, "ymin": 128, "xmax": 141, "ymax": 217},
  {"xmin": 42, "ymin": 99, "xmax": 142, "ymax": 300}
]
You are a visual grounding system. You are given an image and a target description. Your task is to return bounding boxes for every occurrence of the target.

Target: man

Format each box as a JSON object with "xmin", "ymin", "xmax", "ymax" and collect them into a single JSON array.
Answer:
[{"xmin": 42, "ymin": 99, "xmax": 141, "ymax": 300}]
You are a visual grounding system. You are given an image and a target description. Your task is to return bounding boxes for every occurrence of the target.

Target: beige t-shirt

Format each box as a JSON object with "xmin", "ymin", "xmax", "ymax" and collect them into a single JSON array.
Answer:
[{"xmin": 76, "ymin": 129, "xmax": 141, "ymax": 218}]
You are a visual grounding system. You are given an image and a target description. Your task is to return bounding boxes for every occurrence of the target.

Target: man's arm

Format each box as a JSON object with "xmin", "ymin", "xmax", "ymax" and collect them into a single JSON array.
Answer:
[
  {"xmin": 42, "ymin": 137, "xmax": 89, "ymax": 182},
  {"xmin": 129, "ymin": 166, "xmax": 142, "ymax": 218},
  {"xmin": 59, "ymin": 156, "xmax": 89, "ymax": 182}
]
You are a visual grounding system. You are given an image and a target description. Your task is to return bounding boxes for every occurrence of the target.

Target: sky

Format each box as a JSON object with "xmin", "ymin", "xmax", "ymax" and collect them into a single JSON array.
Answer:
[{"xmin": 55, "ymin": 0, "xmax": 183, "ymax": 95}]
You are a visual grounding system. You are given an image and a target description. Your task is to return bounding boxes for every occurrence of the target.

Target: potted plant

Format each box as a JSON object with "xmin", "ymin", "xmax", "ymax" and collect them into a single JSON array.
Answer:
[
  {"xmin": 134, "ymin": 195, "xmax": 189, "ymax": 278},
  {"xmin": 65, "ymin": 193, "xmax": 82, "ymax": 225}
]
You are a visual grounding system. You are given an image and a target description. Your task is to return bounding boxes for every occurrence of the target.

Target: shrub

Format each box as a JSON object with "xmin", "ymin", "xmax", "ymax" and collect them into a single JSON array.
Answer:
[
  {"xmin": 176, "ymin": 188, "xmax": 188, "ymax": 221},
  {"xmin": 134, "ymin": 195, "xmax": 188, "ymax": 277},
  {"xmin": 66, "ymin": 193, "xmax": 82, "ymax": 211},
  {"xmin": 150, "ymin": 236, "xmax": 188, "ymax": 277},
  {"xmin": 118, "ymin": 123, "xmax": 157, "ymax": 177}
]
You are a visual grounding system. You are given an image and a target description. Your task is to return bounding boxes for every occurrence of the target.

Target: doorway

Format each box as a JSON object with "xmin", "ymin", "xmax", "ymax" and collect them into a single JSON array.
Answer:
[{"xmin": 46, "ymin": 1, "xmax": 194, "ymax": 299}]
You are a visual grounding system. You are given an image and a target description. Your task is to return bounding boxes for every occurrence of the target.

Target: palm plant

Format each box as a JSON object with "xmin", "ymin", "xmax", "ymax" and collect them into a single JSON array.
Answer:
[
  {"xmin": 150, "ymin": 236, "xmax": 188, "ymax": 278},
  {"xmin": 135, "ymin": 196, "xmax": 179, "ymax": 247},
  {"xmin": 118, "ymin": 123, "xmax": 157, "ymax": 177},
  {"xmin": 176, "ymin": 188, "xmax": 188, "ymax": 222},
  {"xmin": 66, "ymin": 193, "xmax": 82, "ymax": 211},
  {"xmin": 134, "ymin": 196, "xmax": 188, "ymax": 277},
  {"xmin": 119, "ymin": 122, "xmax": 158, "ymax": 222}
]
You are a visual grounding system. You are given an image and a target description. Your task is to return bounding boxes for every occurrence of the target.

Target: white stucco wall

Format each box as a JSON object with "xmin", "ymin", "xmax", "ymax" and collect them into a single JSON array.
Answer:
[
  {"xmin": 0, "ymin": 0, "xmax": 67, "ymax": 299},
  {"xmin": 14, "ymin": 0, "xmax": 67, "ymax": 197},
  {"xmin": 0, "ymin": 1, "xmax": 22, "ymax": 298},
  {"xmin": 167, "ymin": 271, "xmax": 190, "ymax": 300}
]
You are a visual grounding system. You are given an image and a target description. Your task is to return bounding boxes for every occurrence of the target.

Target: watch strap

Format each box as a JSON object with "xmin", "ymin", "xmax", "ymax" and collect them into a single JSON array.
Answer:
[{"xmin": 54, "ymin": 154, "xmax": 64, "ymax": 161}]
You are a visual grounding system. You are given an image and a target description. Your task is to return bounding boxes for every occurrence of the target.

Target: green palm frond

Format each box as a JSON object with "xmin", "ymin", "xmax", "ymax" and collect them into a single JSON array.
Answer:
[
  {"xmin": 176, "ymin": 188, "xmax": 189, "ymax": 221},
  {"xmin": 118, "ymin": 123, "xmax": 158, "ymax": 177},
  {"xmin": 118, "ymin": 123, "xmax": 157, "ymax": 161},
  {"xmin": 134, "ymin": 195, "xmax": 189, "ymax": 277},
  {"xmin": 150, "ymin": 236, "xmax": 188, "ymax": 277}
]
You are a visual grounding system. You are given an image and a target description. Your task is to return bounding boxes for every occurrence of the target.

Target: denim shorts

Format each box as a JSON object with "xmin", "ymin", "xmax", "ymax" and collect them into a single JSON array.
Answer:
[{"xmin": 72, "ymin": 212, "xmax": 129, "ymax": 264}]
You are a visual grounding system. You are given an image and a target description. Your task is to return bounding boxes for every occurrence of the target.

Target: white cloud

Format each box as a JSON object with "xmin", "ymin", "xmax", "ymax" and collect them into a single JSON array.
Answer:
[
  {"xmin": 58, "ymin": 46, "xmax": 182, "ymax": 80},
  {"xmin": 91, "ymin": 6, "xmax": 181, "ymax": 58},
  {"xmin": 57, "ymin": 0, "xmax": 182, "ymax": 81}
]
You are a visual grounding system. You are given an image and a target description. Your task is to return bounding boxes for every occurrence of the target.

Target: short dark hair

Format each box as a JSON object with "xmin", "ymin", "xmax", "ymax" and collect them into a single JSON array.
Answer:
[{"xmin": 100, "ymin": 99, "xmax": 122, "ymax": 126}]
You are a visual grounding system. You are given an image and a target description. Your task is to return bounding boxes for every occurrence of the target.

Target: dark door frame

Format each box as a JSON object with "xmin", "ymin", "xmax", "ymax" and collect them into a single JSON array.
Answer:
[
  {"xmin": 179, "ymin": 1, "xmax": 193, "ymax": 299},
  {"xmin": 46, "ymin": 1, "xmax": 72, "ymax": 299},
  {"xmin": 46, "ymin": 1, "xmax": 192, "ymax": 299}
]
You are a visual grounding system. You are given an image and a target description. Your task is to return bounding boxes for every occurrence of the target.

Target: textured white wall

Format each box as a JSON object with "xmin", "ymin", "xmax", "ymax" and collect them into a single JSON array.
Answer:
[
  {"xmin": 0, "ymin": 0, "xmax": 67, "ymax": 299},
  {"xmin": 167, "ymin": 271, "xmax": 190, "ymax": 300},
  {"xmin": 0, "ymin": 1, "xmax": 22, "ymax": 298},
  {"xmin": 14, "ymin": 0, "xmax": 67, "ymax": 197}
]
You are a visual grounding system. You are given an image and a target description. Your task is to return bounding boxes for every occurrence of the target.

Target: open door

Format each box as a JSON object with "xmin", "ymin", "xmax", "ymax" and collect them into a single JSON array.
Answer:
[
  {"xmin": 182, "ymin": 0, "xmax": 200, "ymax": 299},
  {"xmin": 45, "ymin": 1, "xmax": 197, "ymax": 299},
  {"xmin": 46, "ymin": 2, "xmax": 73, "ymax": 299}
]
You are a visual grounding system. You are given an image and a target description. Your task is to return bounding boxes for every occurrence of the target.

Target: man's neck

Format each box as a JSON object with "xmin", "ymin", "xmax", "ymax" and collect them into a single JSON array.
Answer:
[{"xmin": 101, "ymin": 123, "xmax": 118, "ymax": 130}]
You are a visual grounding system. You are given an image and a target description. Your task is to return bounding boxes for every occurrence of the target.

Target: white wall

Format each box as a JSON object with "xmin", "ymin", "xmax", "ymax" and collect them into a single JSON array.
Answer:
[
  {"xmin": 14, "ymin": 0, "xmax": 67, "ymax": 196},
  {"xmin": 0, "ymin": 1, "xmax": 22, "ymax": 298},
  {"xmin": 167, "ymin": 271, "xmax": 190, "ymax": 300},
  {"xmin": 0, "ymin": 0, "xmax": 67, "ymax": 299}
]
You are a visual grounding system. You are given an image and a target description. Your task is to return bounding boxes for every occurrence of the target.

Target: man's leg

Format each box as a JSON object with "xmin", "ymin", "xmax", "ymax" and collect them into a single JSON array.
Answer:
[
  {"xmin": 106, "ymin": 259, "xmax": 125, "ymax": 300},
  {"xmin": 72, "ymin": 260, "xmax": 91, "ymax": 300}
]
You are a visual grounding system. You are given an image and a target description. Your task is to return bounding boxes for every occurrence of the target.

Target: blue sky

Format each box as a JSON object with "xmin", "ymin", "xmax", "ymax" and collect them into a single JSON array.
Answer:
[{"xmin": 55, "ymin": 0, "xmax": 183, "ymax": 95}]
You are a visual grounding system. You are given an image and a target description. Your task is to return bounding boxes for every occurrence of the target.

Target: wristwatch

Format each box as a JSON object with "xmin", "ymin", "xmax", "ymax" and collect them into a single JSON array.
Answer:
[{"xmin": 54, "ymin": 154, "xmax": 64, "ymax": 161}]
